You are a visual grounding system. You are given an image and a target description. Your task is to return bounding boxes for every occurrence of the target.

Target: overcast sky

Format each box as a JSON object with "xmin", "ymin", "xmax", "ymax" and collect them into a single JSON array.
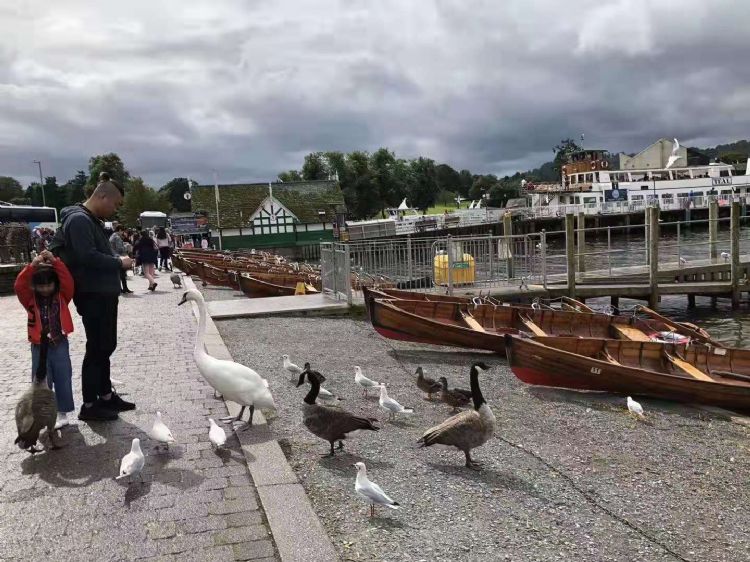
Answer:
[{"xmin": 1, "ymin": 0, "xmax": 748, "ymax": 187}]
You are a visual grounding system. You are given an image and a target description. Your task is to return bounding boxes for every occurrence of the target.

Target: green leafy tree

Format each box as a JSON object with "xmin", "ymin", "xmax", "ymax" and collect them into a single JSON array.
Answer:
[
  {"xmin": 120, "ymin": 177, "xmax": 170, "ymax": 227},
  {"xmin": 42, "ymin": 176, "xmax": 67, "ymax": 211},
  {"xmin": 62, "ymin": 171, "xmax": 88, "ymax": 206},
  {"xmin": 370, "ymin": 148, "xmax": 399, "ymax": 217},
  {"xmin": 301, "ymin": 152, "xmax": 329, "ymax": 181},
  {"xmin": 435, "ymin": 164, "xmax": 461, "ymax": 195},
  {"xmin": 159, "ymin": 177, "xmax": 192, "ymax": 212},
  {"xmin": 552, "ymin": 138, "xmax": 582, "ymax": 171},
  {"xmin": 469, "ymin": 174, "xmax": 497, "ymax": 200},
  {"xmin": 718, "ymin": 152, "xmax": 747, "ymax": 165},
  {"xmin": 407, "ymin": 157, "xmax": 439, "ymax": 210},
  {"xmin": 87, "ymin": 153, "xmax": 130, "ymax": 191},
  {"xmin": 277, "ymin": 170, "xmax": 302, "ymax": 182},
  {"xmin": 0, "ymin": 176, "xmax": 24, "ymax": 202},
  {"xmin": 25, "ymin": 183, "xmax": 44, "ymax": 206},
  {"xmin": 458, "ymin": 170, "xmax": 473, "ymax": 198},
  {"xmin": 346, "ymin": 151, "xmax": 379, "ymax": 219}
]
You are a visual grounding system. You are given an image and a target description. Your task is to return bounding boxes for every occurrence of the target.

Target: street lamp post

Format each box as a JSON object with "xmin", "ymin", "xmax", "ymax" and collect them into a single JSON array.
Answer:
[{"xmin": 32, "ymin": 160, "xmax": 46, "ymax": 207}]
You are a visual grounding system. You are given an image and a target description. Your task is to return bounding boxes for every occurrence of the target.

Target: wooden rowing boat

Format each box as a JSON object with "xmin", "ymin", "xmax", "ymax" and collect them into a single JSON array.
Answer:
[
  {"xmin": 368, "ymin": 298, "xmax": 717, "ymax": 352},
  {"xmin": 504, "ymin": 335, "xmax": 750, "ymax": 413},
  {"xmin": 238, "ymin": 272, "xmax": 320, "ymax": 298}
]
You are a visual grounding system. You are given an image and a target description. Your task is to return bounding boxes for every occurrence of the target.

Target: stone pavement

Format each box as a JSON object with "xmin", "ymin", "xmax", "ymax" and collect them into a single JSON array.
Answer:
[{"xmin": 0, "ymin": 272, "xmax": 278, "ymax": 562}]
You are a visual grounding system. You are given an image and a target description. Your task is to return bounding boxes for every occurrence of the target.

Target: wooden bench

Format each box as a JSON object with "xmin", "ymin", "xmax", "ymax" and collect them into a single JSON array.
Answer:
[
  {"xmin": 518, "ymin": 313, "xmax": 547, "ymax": 337},
  {"xmin": 612, "ymin": 324, "xmax": 651, "ymax": 342},
  {"xmin": 663, "ymin": 351, "xmax": 714, "ymax": 382},
  {"xmin": 460, "ymin": 310, "xmax": 485, "ymax": 332}
]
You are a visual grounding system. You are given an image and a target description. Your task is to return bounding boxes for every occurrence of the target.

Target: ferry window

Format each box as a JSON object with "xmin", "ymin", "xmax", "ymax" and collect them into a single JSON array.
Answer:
[
  {"xmin": 674, "ymin": 171, "xmax": 691, "ymax": 180},
  {"xmin": 693, "ymin": 192, "xmax": 704, "ymax": 196},
  {"xmin": 661, "ymin": 194, "xmax": 674, "ymax": 203},
  {"xmin": 720, "ymin": 190, "xmax": 732, "ymax": 195},
  {"xmin": 585, "ymin": 173, "xmax": 593, "ymax": 182},
  {"xmin": 574, "ymin": 197, "xmax": 580, "ymax": 204},
  {"xmin": 641, "ymin": 185, "xmax": 650, "ymax": 190},
  {"xmin": 720, "ymin": 169, "xmax": 730, "ymax": 177},
  {"xmin": 594, "ymin": 172, "xmax": 599, "ymax": 182},
  {"xmin": 583, "ymin": 197, "xmax": 597, "ymax": 204},
  {"xmin": 631, "ymin": 195, "xmax": 644, "ymax": 201}
]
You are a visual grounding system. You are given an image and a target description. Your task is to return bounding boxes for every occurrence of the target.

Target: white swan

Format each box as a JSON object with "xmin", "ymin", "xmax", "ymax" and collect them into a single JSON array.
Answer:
[{"xmin": 179, "ymin": 290, "xmax": 276, "ymax": 429}]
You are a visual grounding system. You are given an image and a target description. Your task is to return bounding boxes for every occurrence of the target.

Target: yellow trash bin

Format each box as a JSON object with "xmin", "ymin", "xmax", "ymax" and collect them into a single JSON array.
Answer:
[{"xmin": 434, "ymin": 253, "xmax": 475, "ymax": 286}]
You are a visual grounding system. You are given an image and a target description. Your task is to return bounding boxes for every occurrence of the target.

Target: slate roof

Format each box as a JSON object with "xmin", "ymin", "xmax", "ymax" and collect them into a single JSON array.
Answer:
[{"xmin": 191, "ymin": 180, "xmax": 345, "ymax": 227}]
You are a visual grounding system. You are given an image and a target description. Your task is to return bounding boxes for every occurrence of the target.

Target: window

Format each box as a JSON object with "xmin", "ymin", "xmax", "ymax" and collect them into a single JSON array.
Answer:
[
  {"xmin": 720, "ymin": 169, "xmax": 730, "ymax": 177},
  {"xmin": 641, "ymin": 185, "xmax": 650, "ymax": 190},
  {"xmin": 661, "ymin": 194, "xmax": 674, "ymax": 203},
  {"xmin": 631, "ymin": 195, "xmax": 644, "ymax": 201},
  {"xmin": 585, "ymin": 173, "xmax": 594, "ymax": 183}
]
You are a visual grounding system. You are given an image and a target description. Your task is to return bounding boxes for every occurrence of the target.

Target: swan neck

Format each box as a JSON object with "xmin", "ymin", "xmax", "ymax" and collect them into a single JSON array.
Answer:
[{"xmin": 194, "ymin": 297, "xmax": 208, "ymax": 359}]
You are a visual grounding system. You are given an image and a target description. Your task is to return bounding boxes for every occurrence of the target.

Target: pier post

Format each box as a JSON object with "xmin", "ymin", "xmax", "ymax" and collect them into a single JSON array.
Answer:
[
  {"xmin": 648, "ymin": 206, "xmax": 660, "ymax": 309},
  {"xmin": 565, "ymin": 213, "xmax": 576, "ymax": 298},
  {"xmin": 731, "ymin": 201, "xmax": 740, "ymax": 308},
  {"xmin": 709, "ymin": 199, "xmax": 718, "ymax": 261},
  {"xmin": 610, "ymin": 295, "xmax": 619, "ymax": 311},
  {"xmin": 687, "ymin": 294, "xmax": 696, "ymax": 309},
  {"xmin": 577, "ymin": 212, "xmax": 586, "ymax": 273},
  {"xmin": 503, "ymin": 213, "xmax": 513, "ymax": 279}
]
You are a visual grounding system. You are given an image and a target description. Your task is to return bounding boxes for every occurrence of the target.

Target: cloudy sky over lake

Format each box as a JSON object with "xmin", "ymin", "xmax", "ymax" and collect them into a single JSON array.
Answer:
[{"xmin": 1, "ymin": 0, "xmax": 748, "ymax": 186}]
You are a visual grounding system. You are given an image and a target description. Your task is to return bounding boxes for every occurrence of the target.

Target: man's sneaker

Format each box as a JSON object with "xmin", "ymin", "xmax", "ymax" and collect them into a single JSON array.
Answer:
[
  {"xmin": 54, "ymin": 412, "xmax": 70, "ymax": 429},
  {"xmin": 100, "ymin": 392, "xmax": 135, "ymax": 411},
  {"xmin": 78, "ymin": 403, "xmax": 118, "ymax": 421}
]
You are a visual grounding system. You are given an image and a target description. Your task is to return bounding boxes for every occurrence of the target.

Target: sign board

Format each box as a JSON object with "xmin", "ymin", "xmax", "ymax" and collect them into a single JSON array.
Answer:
[
  {"xmin": 170, "ymin": 213, "xmax": 209, "ymax": 235},
  {"xmin": 712, "ymin": 177, "xmax": 732, "ymax": 186},
  {"xmin": 604, "ymin": 189, "xmax": 626, "ymax": 202},
  {"xmin": 453, "ymin": 261, "xmax": 470, "ymax": 269}
]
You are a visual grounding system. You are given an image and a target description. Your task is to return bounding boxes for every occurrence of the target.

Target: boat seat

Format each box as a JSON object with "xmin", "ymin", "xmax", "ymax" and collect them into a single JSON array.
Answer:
[
  {"xmin": 663, "ymin": 351, "xmax": 714, "ymax": 382},
  {"xmin": 460, "ymin": 310, "xmax": 486, "ymax": 332},
  {"xmin": 611, "ymin": 324, "xmax": 651, "ymax": 342},
  {"xmin": 518, "ymin": 313, "xmax": 547, "ymax": 337},
  {"xmin": 599, "ymin": 348, "xmax": 621, "ymax": 365}
]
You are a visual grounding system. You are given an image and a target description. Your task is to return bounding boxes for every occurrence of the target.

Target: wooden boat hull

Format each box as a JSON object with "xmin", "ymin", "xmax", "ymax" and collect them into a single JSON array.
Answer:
[
  {"xmin": 504, "ymin": 335, "xmax": 750, "ymax": 412},
  {"xmin": 238, "ymin": 273, "xmax": 320, "ymax": 298}
]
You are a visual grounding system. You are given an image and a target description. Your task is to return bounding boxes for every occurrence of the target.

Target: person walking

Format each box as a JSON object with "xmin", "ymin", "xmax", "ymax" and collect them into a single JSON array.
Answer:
[
  {"xmin": 133, "ymin": 229, "xmax": 159, "ymax": 291},
  {"xmin": 14, "ymin": 250, "xmax": 76, "ymax": 429},
  {"xmin": 49, "ymin": 177, "xmax": 135, "ymax": 421},
  {"xmin": 155, "ymin": 227, "xmax": 172, "ymax": 271},
  {"xmin": 109, "ymin": 224, "xmax": 132, "ymax": 294}
]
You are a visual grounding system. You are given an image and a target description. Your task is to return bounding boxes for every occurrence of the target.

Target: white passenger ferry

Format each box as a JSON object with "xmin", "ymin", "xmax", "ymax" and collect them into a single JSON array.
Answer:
[{"xmin": 525, "ymin": 146, "xmax": 750, "ymax": 217}]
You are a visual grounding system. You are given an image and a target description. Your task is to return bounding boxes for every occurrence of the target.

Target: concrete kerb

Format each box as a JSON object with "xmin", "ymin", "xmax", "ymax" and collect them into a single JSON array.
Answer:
[{"xmin": 183, "ymin": 276, "xmax": 339, "ymax": 562}]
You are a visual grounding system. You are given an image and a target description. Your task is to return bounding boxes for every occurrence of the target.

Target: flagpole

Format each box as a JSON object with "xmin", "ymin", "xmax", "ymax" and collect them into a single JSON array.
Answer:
[{"xmin": 213, "ymin": 170, "xmax": 223, "ymax": 250}]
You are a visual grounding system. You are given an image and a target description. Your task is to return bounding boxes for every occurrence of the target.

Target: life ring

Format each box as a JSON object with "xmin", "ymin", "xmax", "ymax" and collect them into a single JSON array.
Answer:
[
  {"xmin": 601, "ymin": 160, "xmax": 609, "ymax": 168},
  {"xmin": 590, "ymin": 162, "xmax": 597, "ymax": 170}
]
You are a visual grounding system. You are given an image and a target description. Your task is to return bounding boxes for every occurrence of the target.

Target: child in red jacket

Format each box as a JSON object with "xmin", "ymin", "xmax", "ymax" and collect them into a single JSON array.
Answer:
[{"xmin": 15, "ymin": 250, "xmax": 76, "ymax": 428}]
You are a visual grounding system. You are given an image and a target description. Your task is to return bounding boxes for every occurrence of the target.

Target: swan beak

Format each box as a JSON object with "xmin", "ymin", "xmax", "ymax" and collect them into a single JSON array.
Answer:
[{"xmin": 177, "ymin": 293, "xmax": 188, "ymax": 306}]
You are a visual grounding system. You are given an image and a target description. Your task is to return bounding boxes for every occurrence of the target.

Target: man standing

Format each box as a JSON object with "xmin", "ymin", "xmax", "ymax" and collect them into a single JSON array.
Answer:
[{"xmin": 50, "ymin": 178, "xmax": 135, "ymax": 421}]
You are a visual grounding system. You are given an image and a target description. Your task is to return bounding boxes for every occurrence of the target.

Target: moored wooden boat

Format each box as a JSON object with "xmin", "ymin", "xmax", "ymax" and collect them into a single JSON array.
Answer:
[
  {"xmin": 504, "ymin": 335, "xmax": 750, "ymax": 413},
  {"xmin": 368, "ymin": 298, "xmax": 718, "ymax": 352},
  {"xmin": 238, "ymin": 272, "xmax": 320, "ymax": 298}
]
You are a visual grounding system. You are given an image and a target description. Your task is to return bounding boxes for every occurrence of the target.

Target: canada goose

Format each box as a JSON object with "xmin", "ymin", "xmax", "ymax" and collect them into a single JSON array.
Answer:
[
  {"xmin": 437, "ymin": 376, "xmax": 471, "ymax": 412},
  {"xmin": 302, "ymin": 371, "xmax": 379, "ymax": 457},
  {"xmin": 179, "ymin": 290, "xmax": 276, "ymax": 429},
  {"xmin": 415, "ymin": 366, "xmax": 442, "ymax": 400},
  {"xmin": 15, "ymin": 337, "xmax": 58, "ymax": 454},
  {"xmin": 354, "ymin": 366, "xmax": 381, "ymax": 397},
  {"xmin": 353, "ymin": 462, "xmax": 400, "ymax": 517},
  {"xmin": 419, "ymin": 362, "xmax": 495, "ymax": 469},
  {"xmin": 297, "ymin": 364, "xmax": 340, "ymax": 403}
]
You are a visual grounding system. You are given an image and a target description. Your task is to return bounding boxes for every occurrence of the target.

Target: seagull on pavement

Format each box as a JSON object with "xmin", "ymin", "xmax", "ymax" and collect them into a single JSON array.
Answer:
[
  {"xmin": 353, "ymin": 462, "xmax": 401, "ymax": 517},
  {"xmin": 283, "ymin": 354, "xmax": 304, "ymax": 382},
  {"xmin": 116, "ymin": 438, "xmax": 145, "ymax": 484},
  {"xmin": 379, "ymin": 385, "xmax": 414, "ymax": 420},
  {"xmin": 147, "ymin": 412, "xmax": 175, "ymax": 451},
  {"xmin": 209, "ymin": 418, "xmax": 227, "ymax": 448},
  {"xmin": 354, "ymin": 366, "xmax": 382, "ymax": 397},
  {"xmin": 627, "ymin": 396, "xmax": 645, "ymax": 420}
]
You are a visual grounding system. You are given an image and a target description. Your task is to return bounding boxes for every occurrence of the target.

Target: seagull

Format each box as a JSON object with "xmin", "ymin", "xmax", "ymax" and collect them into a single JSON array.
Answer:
[
  {"xmin": 519, "ymin": 276, "xmax": 529, "ymax": 291},
  {"xmin": 666, "ymin": 138, "xmax": 682, "ymax": 169},
  {"xmin": 679, "ymin": 257, "xmax": 688, "ymax": 266},
  {"xmin": 627, "ymin": 396, "xmax": 645, "ymax": 420},
  {"xmin": 354, "ymin": 366, "xmax": 382, "ymax": 397},
  {"xmin": 297, "ymin": 364, "xmax": 342, "ymax": 403},
  {"xmin": 147, "ymin": 412, "xmax": 175, "ymax": 451},
  {"xmin": 721, "ymin": 251, "xmax": 730, "ymax": 262},
  {"xmin": 353, "ymin": 462, "xmax": 401, "ymax": 517},
  {"xmin": 283, "ymin": 354, "xmax": 304, "ymax": 383},
  {"xmin": 116, "ymin": 438, "xmax": 145, "ymax": 484},
  {"xmin": 378, "ymin": 385, "xmax": 414, "ymax": 421},
  {"xmin": 208, "ymin": 418, "xmax": 227, "ymax": 448}
]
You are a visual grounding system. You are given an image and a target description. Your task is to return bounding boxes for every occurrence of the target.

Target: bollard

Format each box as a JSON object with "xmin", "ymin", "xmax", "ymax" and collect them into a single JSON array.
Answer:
[
  {"xmin": 565, "ymin": 213, "xmax": 576, "ymax": 298},
  {"xmin": 648, "ymin": 206, "xmax": 660, "ymax": 309},
  {"xmin": 709, "ymin": 199, "xmax": 718, "ymax": 261},
  {"xmin": 577, "ymin": 212, "xmax": 586, "ymax": 274},
  {"xmin": 503, "ymin": 213, "xmax": 513, "ymax": 279},
  {"xmin": 731, "ymin": 201, "xmax": 740, "ymax": 308}
]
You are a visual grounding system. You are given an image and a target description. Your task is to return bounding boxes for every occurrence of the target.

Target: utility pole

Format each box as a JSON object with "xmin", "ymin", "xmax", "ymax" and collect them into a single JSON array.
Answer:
[
  {"xmin": 213, "ymin": 170, "xmax": 223, "ymax": 250},
  {"xmin": 32, "ymin": 160, "xmax": 46, "ymax": 206}
]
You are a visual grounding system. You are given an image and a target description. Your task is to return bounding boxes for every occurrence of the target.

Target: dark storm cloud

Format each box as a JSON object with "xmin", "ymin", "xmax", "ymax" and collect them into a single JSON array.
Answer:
[{"xmin": 1, "ymin": 0, "xmax": 749, "ymax": 187}]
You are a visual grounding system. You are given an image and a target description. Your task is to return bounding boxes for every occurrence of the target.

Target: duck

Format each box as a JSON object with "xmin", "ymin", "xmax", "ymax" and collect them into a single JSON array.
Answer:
[
  {"xmin": 170, "ymin": 272, "xmax": 183, "ymax": 288},
  {"xmin": 353, "ymin": 462, "xmax": 401, "ymax": 517},
  {"xmin": 415, "ymin": 366, "xmax": 442, "ymax": 400},
  {"xmin": 283, "ymin": 354, "xmax": 304, "ymax": 383},
  {"xmin": 179, "ymin": 290, "xmax": 276, "ymax": 429},
  {"xmin": 15, "ymin": 337, "xmax": 58, "ymax": 454},
  {"xmin": 418, "ymin": 362, "xmax": 495, "ymax": 469},
  {"xmin": 378, "ymin": 384, "xmax": 414, "ymax": 420},
  {"xmin": 296, "ymin": 363, "xmax": 341, "ymax": 403},
  {"xmin": 301, "ymin": 371, "xmax": 379, "ymax": 457},
  {"xmin": 437, "ymin": 376, "xmax": 471, "ymax": 412},
  {"xmin": 354, "ymin": 366, "xmax": 382, "ymax": 397}
]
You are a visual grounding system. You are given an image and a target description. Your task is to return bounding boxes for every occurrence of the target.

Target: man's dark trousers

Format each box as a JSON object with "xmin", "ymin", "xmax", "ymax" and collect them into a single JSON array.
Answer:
[{"xmin": 75, "ymin": 294, "xmax": 118, "ymax": 403}]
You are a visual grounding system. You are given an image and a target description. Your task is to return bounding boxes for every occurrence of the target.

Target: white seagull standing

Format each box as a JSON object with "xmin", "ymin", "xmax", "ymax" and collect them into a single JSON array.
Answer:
[
  {"xmin": 721, "ymin": 251, "xmax": 730, "ymax": 262},
  {"xmin": 283, "ymin": 355, "xmax": 304, "ymax": 383},
  {"xmin": 116, "ymin": 438, "xmax": 145, "ymax": 484},
  {"xmin": 666, "ymin": 138, "xmax": 682, "ymax": 169},
  {"xmin": 378, "ymin": 385, "xmax": 414, "ymax": 420},
  {"xmin": 354, "ymin": 366, "xmax": 382, "ymax": 397},
  {"xmin": 208, "ymin": 418, "xmax": 227, "ymax": 449},
  {"xmin": 627, "ymin": 396, "xmax": 645, "ymax": 420},
  {"xmin": 353, "ymin": 462, "xmax": 401, "ymax": 517},
  {"xmin": 148, "ymin": 411, "xmax": 175, "ymax": 451},
  {"xmin": 679, "ymin": 257, "xmax": 688, "ymax": 266}
]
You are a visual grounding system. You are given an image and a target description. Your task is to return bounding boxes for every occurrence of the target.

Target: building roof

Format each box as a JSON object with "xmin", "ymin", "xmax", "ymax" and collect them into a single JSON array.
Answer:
[{"xmin": 191, "ymin": 180, "xmax": 345, "ymax": 228}]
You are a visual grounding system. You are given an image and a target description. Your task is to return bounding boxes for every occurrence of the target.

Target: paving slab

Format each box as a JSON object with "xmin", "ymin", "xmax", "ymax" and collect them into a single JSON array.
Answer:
[
  {"xmin": 206, "ymin": 293, "xmax": 348, "ymax": 319},
  {"xmin": 0, "ymin": 273, "xmax": 279, "ymax": 562}
]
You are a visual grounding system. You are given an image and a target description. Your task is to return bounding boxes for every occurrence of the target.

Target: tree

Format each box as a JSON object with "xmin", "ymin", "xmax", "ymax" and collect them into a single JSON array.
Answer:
[
  {"xmin": 469, "ymin": 174, "xmax": 497, "ymax": 201},
  {"xmin": 25, "ymin": 183, "xmax": 44, "ymax": 206},
  {"xmin": 0, "ymin": 176, "xmax": 24, "ymax": 202},
  {"xmin": 435, "ymin": 164, "xmax": 461, "ymax": 195},
  {"xmin": 718, "ymin": 152, "xmax": 747, "ymax": 165},
  {"xmin": 277, "ymin": 170, "xmax": 302, "ymax": 182},
  {"xmin": 370, "ymin": 148, "xmax": 398, "ymax": 217},
  {"xmin": 407, "ymin": 157, "xmax": 439, "ymax": 210},
  {"xmin": 159, "ymin": 177, "xmax": 192, "ymax": 212},
  {"xmin": 87, "ymin": 153, "xmax": 130, "ymax": 191},
  {"xmin": 346, "ymin": 151, "xmax": 378, "ymax": 219},
  {"xmin": 301, "ymin": 153, "xmax": 329, "ymax": 181},
  {"xmin": 120, "ymin": 177, "xmax": 170, "ymax": 227},
  {"xmin": 458, "ymin": 170, "xmax": 473, "ymax": 198},
  {"xmin": 553, "ymin": 138, "xmax": 582, "ymax": 171},
  {"xmin": 487, "ymin": 178, "xmax": 520, "ymax": 208},
  {"xmin": 41, "ymin": 176, "xmax": 66, "ymax": 211},
  {"xmin": 62, "ymin": 171, "xmax": 88, "ymax": 206}
]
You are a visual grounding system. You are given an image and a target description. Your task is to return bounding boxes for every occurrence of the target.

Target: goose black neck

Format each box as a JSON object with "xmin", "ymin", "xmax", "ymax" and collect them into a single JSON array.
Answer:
[
  {"xmin": 303, "ymin": 374, "xmax": 320, "ymax": 405},
  {"xmin": 34, "ymin": 333, "xmax": 49, "ymax": 383},
  {"xmin": 469, "ymin": 365, "xmax": 485, "ymax": 410}
]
